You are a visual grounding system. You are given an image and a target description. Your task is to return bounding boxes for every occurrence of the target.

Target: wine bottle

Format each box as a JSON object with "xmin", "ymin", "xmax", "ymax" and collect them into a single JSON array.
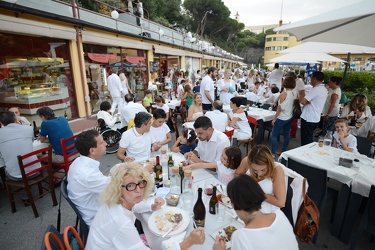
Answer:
[
  {"xmin": 193, "ymin": 188, "xmax": 206, "ymax": 227},
  {"xmin": 167, "ymin": 153, "xmax": 174, "ymax": 180},
  {"xmin": 154, "ymin": 156, "xmax": 163, "ymax": 188},
  {"xmin": 209, "ymin": 186, "xmax": 218, "ymax": 214},
  {"xmin": 178, "ymin": 163, "xmax": 184, "ymax": 194},
  {"xmin": 33, "ymin": 121, "xmax": 39, "ymax": 139},
  {"xmin": 349, "ymin": 112, "xmax": 356, "ymax": 126}
]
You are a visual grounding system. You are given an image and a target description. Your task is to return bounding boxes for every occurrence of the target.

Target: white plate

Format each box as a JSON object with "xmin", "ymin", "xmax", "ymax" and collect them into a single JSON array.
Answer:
[
  {"xmin": 148, "ymin": 207, "xmax": 190, "ymax": 237},
  {"xmin": 209, "ymin": 224, "xmax": 240, "ymax": 249}
]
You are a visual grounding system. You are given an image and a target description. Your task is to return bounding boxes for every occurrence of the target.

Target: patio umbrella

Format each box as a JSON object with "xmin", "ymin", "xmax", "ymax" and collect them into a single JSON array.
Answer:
[
  {"xmin": 274, "ymin": 0, "xmax": 375, "ymax": 48},
  {"xmin": 279, "ymin": 42, "xmax": 375, "ymax": 54},
  {"xmin": 270, "ymin": 52, "xmax": 345, "ymax": 65}
]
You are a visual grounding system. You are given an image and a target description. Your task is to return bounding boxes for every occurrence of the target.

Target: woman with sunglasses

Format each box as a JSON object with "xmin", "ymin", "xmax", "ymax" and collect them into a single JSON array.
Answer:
[{"xmin": 86, "ymin": 162, "xmax": 204, "ymax": 250}]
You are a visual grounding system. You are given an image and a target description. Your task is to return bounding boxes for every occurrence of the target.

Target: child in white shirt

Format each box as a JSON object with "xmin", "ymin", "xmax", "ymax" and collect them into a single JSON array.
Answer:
[{"xmin": 333, "ymin": 118, "xmax": 358, "ymax": 154}]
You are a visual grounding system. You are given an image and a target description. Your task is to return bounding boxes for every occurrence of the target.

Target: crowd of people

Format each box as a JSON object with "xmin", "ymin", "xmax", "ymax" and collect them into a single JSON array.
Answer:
[{"xmin": 1, "ymin": 62, "xmax": 374, "ymax": 249}]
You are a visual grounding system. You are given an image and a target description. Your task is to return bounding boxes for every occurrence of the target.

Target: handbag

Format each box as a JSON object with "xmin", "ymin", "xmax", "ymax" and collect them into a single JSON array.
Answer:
[
  {"xmin": 294, "ymin": 178, "xmax": 320, "ymax": 242},
  {"xmin": 293, "ymin": 98, "xmax": 302, "ymax": 119}
]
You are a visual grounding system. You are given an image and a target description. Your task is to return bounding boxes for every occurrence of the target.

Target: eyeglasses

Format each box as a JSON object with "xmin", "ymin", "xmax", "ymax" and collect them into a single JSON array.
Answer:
[{"xmin": 122, "ymin": 180, "xmax": 147, "ymax": 191}]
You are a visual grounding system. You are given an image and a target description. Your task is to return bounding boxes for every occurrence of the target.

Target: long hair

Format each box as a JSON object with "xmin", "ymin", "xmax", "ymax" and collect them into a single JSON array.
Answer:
[
  {"xmin": 247, "ymin": 145, "xmax": 276, "ymax": 180},
  {"xmin": 100, "ymin": 162, "xmax": 153, "ymax": 205}
]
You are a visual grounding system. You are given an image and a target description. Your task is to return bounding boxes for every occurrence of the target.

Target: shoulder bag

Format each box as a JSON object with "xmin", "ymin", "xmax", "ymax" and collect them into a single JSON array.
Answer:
[
  {"xmin": 293, "ymin": 98, "xmax": 302, "ymax": 119},
  {"xmin": 294, "ymin": 178, "xmax": 320, "ymax": 242}
]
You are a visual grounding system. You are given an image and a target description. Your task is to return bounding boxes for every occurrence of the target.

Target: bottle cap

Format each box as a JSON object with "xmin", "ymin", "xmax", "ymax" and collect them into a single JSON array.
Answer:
[
  {"xmin": 184, "ymin": 169, "xmax": 192, "ymax": 176},
  {"xmin": 179, "ymin": 163, "xmax": 183, "ymax": 167},
  {"xmin": 172, "ymin": 166, "xmax": 179, "ymax": 173}
]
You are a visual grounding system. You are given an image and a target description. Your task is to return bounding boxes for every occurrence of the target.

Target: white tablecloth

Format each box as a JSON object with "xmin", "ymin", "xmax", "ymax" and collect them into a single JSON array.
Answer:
[
  {"xmin": 222, "ymin": 105, "xmax": 275, "ymax": 122},
  {"xmin": 280, "ymin": 143, "xmax": 375, "ymax": 197},
  {"xmin": 167, "ymin": 100, "xmax": 181, "ymax": 110},
  {"xmin": 138, "ymin": 162, "xmax": 244, "ymax": 250}
]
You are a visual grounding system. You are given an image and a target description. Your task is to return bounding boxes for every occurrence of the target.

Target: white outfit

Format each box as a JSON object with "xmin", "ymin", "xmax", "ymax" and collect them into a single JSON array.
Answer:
[
  {"xmin": 263, "ymin": 93, "xmax": 280, "ymax": 104},
  {"xmin": 120, "ymin": 102, "xmax": 147, "ymax": 127},
  {"xmin": 216, "ymin": 161, "xmax": 235, "ymax": 185},
  {"xmin": 150, "ymin": 124, "xmax": 170, "ymax": 152},
  {"xmin": 17, "ymin": 116, "xmax": 31, "ymax": 126},
  {"xmin": 121, "ymin": 79, "xmax": 129, "ymax": 96},
  {"xmin": 245, "ymin": 91, "xmax": 260, "ymax": 103},
  {"xmin": 301, "ymin": 84, "xmax": 328, "ymax": 123},
  {"xmin": 258, "ymin": 177, "xmax": 280, "ymax": 213},
  {"xmin": 97, "ymin": 110, "xmax": 119, "ymax": 130},
  {"xmin": 191, "ymin": 111, "xmax": 204, "ymax": 121},
  {"xmin": 86, "ymin": 202, "xmax": 153, "ymax": 250},
  {"xmin": 205, "ymin": 110, "xmax": 228, "ymax": 132},
  {"xmin": 218, "ymin": 79, "xmax": 235, "ymax": 104},
  {"xmin": 196, "ymin": 130, "xmax": 230, "ymax": 162},
  {"xmin": 119, "ymin": 127, "xmax": 156, "ymax": 162},
  {"xmin": 269, "ymin": 69, "xmax": 284, "ymax": 89},
  {"xmin": 156, "ymin": 103, "xmax": 170, "ymax": 115},
  {"xmin": 333, "ymin": 132, "xmax": 359, "ymax": 154},
  {"xmin": 229, "ymin": 112, "xmax": 252, "ymax": 140},
  {"xmin": 340, "ymin": 106, "xmax": 372, "ymax": 123},
  {"xmin": 177, "ymin": 84, "xmax": 184, "ymax": 99},
  {"xmin": 127, "ymin": 0, "xmax": 133, "ymax": 13},
  {"xmin": 165, "ymin": 77, "xmax": 172, "ymax": 90},
  {"xmin": 322, "ymin": 87, "xmax": 341, "ymax": 117},
  {"xmin": 278, "ymin": 90, "xmax": 294, "ymax": 121},
  {"xmin": 67, "ymin": 156, "xmax": 110, "ymax": 226},
  {"xmin": 107, "ymin": 73, "xmax": 124, "ymax": 114},
  {"xmin": 231, "ymin": 210, "xmax": 298, "ymax": 250},
  {"xmin": 355, "ymin": 116, "xmax": 375, "ymax": 137},
  {"xmin": 200, "ymin": 75, "xmax": 214, "ymax": 105},
  {"xmin": 137, "ymin": 2, "xmax": 143, "ymax": 18},
  {"xmin": 293, "ymin": 78, "xmax": 305, "ymax": 97}
]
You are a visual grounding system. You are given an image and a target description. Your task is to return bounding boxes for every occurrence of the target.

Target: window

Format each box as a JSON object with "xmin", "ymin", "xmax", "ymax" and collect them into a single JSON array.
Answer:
[
  {"xmin": 266, "ymin": 37, "xmax": 272, "ymax": 42},
  {"xmin": 273, "ymin": 37, "xmax": 283, "ymax": 41},
  {"xmin": 283, "ymin": 37, "xmax": 288, "ymax": 41},
  {"xmin": 265, "ymin": 47, "xmax": 271, "ymax": 51}
]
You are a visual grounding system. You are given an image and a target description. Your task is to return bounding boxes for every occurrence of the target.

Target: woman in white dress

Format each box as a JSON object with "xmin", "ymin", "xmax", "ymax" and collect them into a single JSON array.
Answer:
[
  {"xmin": 164, "ymin": 72, "xmax": 172, "ymax": 98},
  {"xmin": 119, "ymin": 73, "xmax": 132, "ymax": 96},
  {"xmin": 218, "ymin": 69, "xmax": 236, "ymax": 105},
  {"xmin": 228, "ymin": 97, "xmax": 252, "ymax": 142},
  {"xmin": 187, "ymin": 93, "xmax": 204, "ymax": 121}
]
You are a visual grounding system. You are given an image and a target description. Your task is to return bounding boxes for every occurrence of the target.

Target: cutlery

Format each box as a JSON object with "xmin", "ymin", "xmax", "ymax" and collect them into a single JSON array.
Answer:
[{"xmin": 162, "ymin": 222, "xmax": 180, "ymax": 238}]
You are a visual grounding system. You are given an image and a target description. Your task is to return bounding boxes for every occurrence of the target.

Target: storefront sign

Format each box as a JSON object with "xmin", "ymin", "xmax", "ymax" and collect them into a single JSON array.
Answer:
[
  {"xmin": 125, "ymin": 56, "xmax": 144, "ymax": 64},
  {"xmin": 88, "ymin": 53, "xmax": 118, "ymax": 63}
]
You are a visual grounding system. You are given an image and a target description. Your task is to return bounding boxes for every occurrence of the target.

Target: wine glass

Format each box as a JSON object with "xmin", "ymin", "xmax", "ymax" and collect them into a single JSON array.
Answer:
[{"xmin": 204, "ymin": 180, "xmax": 213, "ymax": 197}]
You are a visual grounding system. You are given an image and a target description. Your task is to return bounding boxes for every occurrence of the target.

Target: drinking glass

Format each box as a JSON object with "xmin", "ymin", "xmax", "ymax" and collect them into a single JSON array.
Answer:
[
  {"xmin": 318, "ymin": 136, "xmax": 324, "ymax": 147},
  {"xmin": 217, "ymin": 203, "xmax": 226, "ymax": 223},
  {"xmin": 204, "ymin": 180, "xmax": 213, "ymax": 197},
  {"xmin": 182, "ymin": 192, "xmax": 193, "ymax": 216}
]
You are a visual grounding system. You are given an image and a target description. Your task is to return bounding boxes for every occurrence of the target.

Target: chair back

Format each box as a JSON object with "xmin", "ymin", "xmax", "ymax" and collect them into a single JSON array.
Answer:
[
  {"xmin": 171, "ymin": 116, "xmax": 179, "ymax": 140},
  {"xmin": 18, "ymin": 145, "xmax": 53, "ymax": 179},
  {"xmin": 355, "ymin": 135, "xmax": 372, "ymax": 157},
  {"xmin": 61, "ymin": 177, "xmax": 89, "ymax": 245},
  {"xmin": 42, "ymin": 225, "xmax": 64, "ymax": 250},
  {"xmin": 223, "ymin": 129, "xmax": 234, "ymax": 141},
  {"xmin": 63, "ymin": 226, "xmax": 84, "ymax": 250},
  {"xmin": 247, "ymin": 116, "xmax": 258, "ymax": 139},
  {"xmin": 61, "ymin": 135, "xmax": 78, "ymax": 166}
]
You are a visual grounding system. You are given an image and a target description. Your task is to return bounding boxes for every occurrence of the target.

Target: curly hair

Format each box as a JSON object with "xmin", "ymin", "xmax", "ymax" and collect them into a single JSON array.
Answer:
[{"xmin": 100, "ymin": 162, "xmax": 153, "ymax": 205}]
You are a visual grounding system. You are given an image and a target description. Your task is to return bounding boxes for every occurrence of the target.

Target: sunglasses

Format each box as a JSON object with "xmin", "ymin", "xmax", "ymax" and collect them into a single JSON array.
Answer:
[{"xmin": 122, "ymin": 180, "xmax": 147, "ymax": 191}]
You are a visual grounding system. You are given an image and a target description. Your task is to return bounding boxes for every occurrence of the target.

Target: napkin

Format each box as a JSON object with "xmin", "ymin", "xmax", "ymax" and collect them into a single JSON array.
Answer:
[{"xmin": 161, "ymin": 231, "xmax": 187, "ymax": 250}]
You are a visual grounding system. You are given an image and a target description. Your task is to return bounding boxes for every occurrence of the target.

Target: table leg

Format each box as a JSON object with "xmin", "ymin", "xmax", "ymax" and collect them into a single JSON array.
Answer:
[
  {"xmin": 256, "ymin": 119, "xmax": 264, "ymax": 144},
  {"xmin": 331, "ymin": 184, "xmax": 351, "ymax": 237},
  {"xmin": 338, "ymin": 193, "xmax": 363, "ymax": 244}
]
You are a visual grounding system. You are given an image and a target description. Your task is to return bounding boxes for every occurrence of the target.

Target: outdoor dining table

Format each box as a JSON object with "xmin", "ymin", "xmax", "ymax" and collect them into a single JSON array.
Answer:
[
  {"xmin": 167, "ymin": 99, "xmax": 181, "ymax": 110},
  {"xmin": 136, "ymin": 152, "xmax": 244, "ymax": 250},
  {"xmin": 223, "ymin": 105, "xmax": 276, "ymax": 144},
  {"xmin": 280, "ymin": 142, "xmax": 375, "ymax": 243}
]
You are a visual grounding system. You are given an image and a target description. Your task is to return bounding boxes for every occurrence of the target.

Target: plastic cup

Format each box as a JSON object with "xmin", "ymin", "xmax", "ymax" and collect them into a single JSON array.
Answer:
[
  {"xmin": 334, "ymin": 150, "xmax": 342, "ymax": 164},
  {"xmin": 217, "ymin": 203, "xmax": 226, "ymax": 222},
  {"xmin": 318, "ymin": 136, "xmax": 324, "ymax": 147}
]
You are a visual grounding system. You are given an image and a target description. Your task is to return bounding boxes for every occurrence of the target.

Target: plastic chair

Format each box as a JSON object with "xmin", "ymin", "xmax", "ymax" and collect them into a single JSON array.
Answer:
[
  {"xmin": 287, "ymin": 158, "xmax": 328, "ymax": 243},
  {"xmin": 60, "ymin": 177, "xmax": 89, "ymax": 246},
  {"xmin": 5, "ymin": 145, "xmax": 58, "ymax": 218},
  {"xmin": 42, "ymin": 225, "xmax": 64, "ymax": 250},
  {"xmin": 236, "ymin": 116, "xmax": 257, "ymax": 154},
  {"xmin": 350, "ymin": 185, "xmax": 375, "ymax": 250},
  {"xmin": 53, "ymin": 135, "xmax": 79, "ymax": 180},
  {"xmin": 97, "ymin": 118, "xmax": 122, "ymax": 154},
  {"xmin": 223, "ymin": 129, "xmax": 234, "ymax": 142},
  {"xmin": 355, "ymin": 135, "xmax": 373, "ymax": 157},
  {"xmin": 63, "ymin": 226, "xmax": 85, "ymax": 250}
]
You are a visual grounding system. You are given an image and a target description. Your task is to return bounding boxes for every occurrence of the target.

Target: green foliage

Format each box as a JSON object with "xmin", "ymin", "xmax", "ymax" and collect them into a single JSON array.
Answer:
[{"xmin": 322, "ymin": 71, "xmax": 375, "ymax": 108}]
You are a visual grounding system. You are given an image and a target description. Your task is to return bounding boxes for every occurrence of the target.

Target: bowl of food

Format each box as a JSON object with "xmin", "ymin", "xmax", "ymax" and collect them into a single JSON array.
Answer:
[{"xmin": 165, "ymin": 193, "xmax": 180, "ymax": 207}]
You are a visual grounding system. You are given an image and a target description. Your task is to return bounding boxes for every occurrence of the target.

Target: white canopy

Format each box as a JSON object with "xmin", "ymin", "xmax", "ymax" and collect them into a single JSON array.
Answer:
[
  {"xmin": 270, "ymin": 52, "xmax": 345, "ymax": 64},
  {"xmin": 274, "ymin": 0, "xmax": 375, "ymax": 48},
  {"xmin": 279, "ymin": 42, "xmax": 375, "ymax": 54}
]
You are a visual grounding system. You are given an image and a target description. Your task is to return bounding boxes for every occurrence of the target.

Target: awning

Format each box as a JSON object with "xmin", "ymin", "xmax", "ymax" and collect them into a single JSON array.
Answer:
[
  {"xmin": 0, "ymin": 15, "xmax": 76, "ymax": 40},
  {"xmin": 88, "ymin": 53, "xmax": 118, "ymax": 63},
  {"xmin": 154, "ymin": 45, "xmax": 203, "ymax": 58},
  {"xmin": 82, "ymin": 30, "xmax": 152, "ymax": 50},
  {"xmin": 125, "ymin": 56, "xmax": 145, "ymax": 64}
]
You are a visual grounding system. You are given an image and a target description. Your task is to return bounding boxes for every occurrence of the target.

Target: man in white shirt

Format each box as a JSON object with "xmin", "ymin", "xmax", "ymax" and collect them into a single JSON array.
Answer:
[
  {"xmin": 8, "ymin": 107, "xmax": 31, "ymax": 126},
  {"xmin": 67, "ymin": 129, "xmax": 108, "ymax": 226},
  {"xmin": 204, "ymin": 101, "xmax": 228, "ymax": 132},
  {"xmin": 117, "ymin": 112, "xmax": 157, "ymax": 165},
  {"xmin": 120, "ymin": 94, "xmax": 147, "ymax": 127},
  {"xmin": 353, "ymin": 116, "xmax": 375, "ymax": 137},
  {"xmin": 300, "ymin": 71, "xmax": 328, "ymax": 145},
  {"xmin": 107, "ymin": 67, "xmax": 124, "ymax": 114},
  {"xmin": 200, "ymin": 66, "xmax": 217, "ymax": 111},
  {"xmin": 269, "ymin": 63, "xmax": 284, "ymax": 90},
  {"xmin": 185, "ymin": 116, "xmax": 230, "ymax": 163},
  {"xmin": 177, "ymin": 79, "xmax": 186, "ymax": 99}
]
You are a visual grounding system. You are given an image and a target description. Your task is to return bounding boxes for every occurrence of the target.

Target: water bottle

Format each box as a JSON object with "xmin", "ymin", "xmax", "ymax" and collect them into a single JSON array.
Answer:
[
  {"xmin": 324, "ymin": 131, "xmax": 332, "ymax": 147},
  {"xmin": 170, "ymin": 166, "xmax": 181, "ymax": 194}
]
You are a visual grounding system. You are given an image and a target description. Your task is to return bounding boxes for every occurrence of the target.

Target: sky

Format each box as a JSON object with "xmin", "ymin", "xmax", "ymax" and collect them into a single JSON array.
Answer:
[{"xmin": 222, "ymin": 0, "xmax": 363, "ymax": 26}]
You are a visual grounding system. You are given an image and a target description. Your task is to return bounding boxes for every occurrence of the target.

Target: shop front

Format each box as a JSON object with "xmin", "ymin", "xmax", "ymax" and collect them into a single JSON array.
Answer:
[{"xmin": 0, "ymin": 32, "xmax": 77, "ymax": 123}]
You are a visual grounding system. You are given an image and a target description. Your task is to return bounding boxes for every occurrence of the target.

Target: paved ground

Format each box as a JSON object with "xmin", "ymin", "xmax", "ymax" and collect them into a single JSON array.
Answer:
[{"xmin": 0, "ymin": 118, "xmax": 373, "ymax": 249}]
